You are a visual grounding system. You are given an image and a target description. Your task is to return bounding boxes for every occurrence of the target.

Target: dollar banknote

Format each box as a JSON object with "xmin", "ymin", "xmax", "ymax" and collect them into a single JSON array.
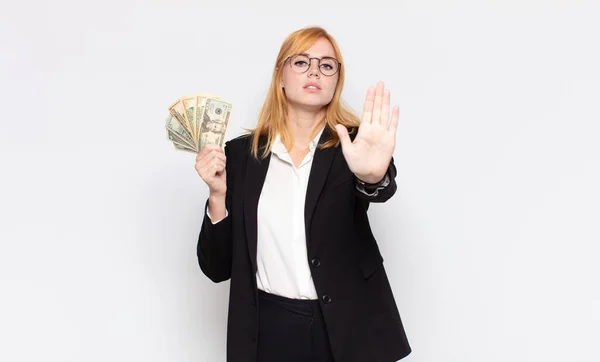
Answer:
[
  {"xmin": 165, "ymin": 114, "xmax": 195, "ymax": 148},
  {"xmin": 192, "ymin": 93, "xmax": 222, "ymax": 144},
  {"xmin": 199, "ymin": 98, "xmax": 232, "ymax": 150},
  {"xmin": 181, "ymin": 95, "xmax": 198, "ymax": 142},
  {"xmin": 165, "ymin": 94, "xmax": 231, "ymax": 153},
  {"xmin": 168, "ymin": 98, "xmax": 192, "ymax": 143},
  {"xmin": 194, "ymin": 96, "xmax": 208, "ymax": 146},
  {"xmin": 173, "ymin": 141, "xmax": 196, "ymax": 153}
]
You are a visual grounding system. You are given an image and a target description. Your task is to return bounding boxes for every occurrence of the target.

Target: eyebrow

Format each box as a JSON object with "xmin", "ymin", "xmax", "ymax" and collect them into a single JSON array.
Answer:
[{"xmin": 299, "ymin": 52, "xmax": 336, "ymax": 58}]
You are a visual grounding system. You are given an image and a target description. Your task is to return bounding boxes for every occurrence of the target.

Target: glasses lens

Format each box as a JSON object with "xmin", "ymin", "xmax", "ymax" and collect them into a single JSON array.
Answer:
[
  {"xmin": 290, "ymin": 55, "xmax": 310, "ymax": 73},
  {"xmin": 319, "ymin": 57, "xmax": 338, "ymax": 76},
  {"xmin": 289, "ymin": 55, "xmax": 339, "ymax": 76}
]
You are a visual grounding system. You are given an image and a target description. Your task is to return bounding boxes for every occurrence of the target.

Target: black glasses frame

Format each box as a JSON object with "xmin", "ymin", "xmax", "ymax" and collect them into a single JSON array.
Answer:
[{"xmin": 284, "ymin": 54, "xmax": 342, "ymax": 77}]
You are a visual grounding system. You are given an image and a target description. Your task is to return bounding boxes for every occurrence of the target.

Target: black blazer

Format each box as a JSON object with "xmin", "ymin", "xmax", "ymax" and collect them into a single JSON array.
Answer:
[{"xmin": 197, "ymin": 126, "xmax": 412, "ymax": 362}]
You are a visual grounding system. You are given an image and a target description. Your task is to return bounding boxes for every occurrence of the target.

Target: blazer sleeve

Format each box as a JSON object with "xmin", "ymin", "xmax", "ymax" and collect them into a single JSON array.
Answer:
[
  {"xmin": 353, "ymin": 156, "xmax": 398, "ymax": 203},
  {"xmin": 196, "ymin": 142, "xmax": 235, "ymax": 283}
]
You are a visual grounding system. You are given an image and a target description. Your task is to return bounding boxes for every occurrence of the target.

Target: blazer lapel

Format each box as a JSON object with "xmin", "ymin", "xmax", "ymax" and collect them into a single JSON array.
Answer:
[
  {"xmin": 243, "ymin": 127, "xmax": 338, "ymax": 272},
  {"xmin": 304, "ymin": 126, "xmax": 337, "ymax": 250},
  {"xmin": 243, "ymin": 135, "xmax": 270, "ymax": 274}
]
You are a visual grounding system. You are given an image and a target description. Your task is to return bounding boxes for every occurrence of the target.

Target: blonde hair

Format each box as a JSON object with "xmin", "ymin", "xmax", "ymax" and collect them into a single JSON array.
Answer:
[{"xmin": 247, "ymin": 26, "xmax": 360, "ymax": 159}]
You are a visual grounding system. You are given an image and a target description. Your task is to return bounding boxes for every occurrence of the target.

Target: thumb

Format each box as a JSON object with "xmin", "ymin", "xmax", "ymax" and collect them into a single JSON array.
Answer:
[{"xmin": 335, "ymin": 124, "xmax": 352, "ymax": 151}]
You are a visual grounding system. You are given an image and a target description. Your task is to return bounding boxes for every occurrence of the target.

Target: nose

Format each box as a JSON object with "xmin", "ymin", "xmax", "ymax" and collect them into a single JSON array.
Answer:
[{"xmin": 307, "ymin": 58, "xmax": 320, "ymax": 78}]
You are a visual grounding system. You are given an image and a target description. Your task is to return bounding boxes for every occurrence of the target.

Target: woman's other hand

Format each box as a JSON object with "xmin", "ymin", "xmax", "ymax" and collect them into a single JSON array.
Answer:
[{"xmin": 335, "ymin": 81, "xmax": 399, "ymax": 184}]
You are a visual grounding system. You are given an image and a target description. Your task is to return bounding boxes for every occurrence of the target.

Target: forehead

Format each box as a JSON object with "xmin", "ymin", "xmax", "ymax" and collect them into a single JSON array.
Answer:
[{"xmin": 302, "ymin": 38, "xmax": 336, "ymax": 58}]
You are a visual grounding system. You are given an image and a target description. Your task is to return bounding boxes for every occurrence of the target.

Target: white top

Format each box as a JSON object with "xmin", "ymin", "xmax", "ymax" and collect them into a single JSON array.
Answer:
[{"xmin": 255, "ymin": 127, "xmax": 325, "ymax": 300}]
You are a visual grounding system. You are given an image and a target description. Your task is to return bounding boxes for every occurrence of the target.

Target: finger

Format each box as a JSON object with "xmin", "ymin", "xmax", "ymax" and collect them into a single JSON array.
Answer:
[
  {"xmin": 361, "ymin": 87, "xmax": 375, "ymax": 124},
  {"xmin": 203, "ymin": 143, "xmax": 223, "ymax": 151},
  {"xmin": 372, "ymin": 81, "xmax": 384, "ymax": 126},
  {"xmin": 210, "ymin": 159, "xmax": 226, "ymax": 174},
  {"xmin": 389, "ymin": 105, "xmax": 400, "ymax": 137},
  {"xmin": 214, "ymin": 160, "xmax": 226, "ymax": 174},
  {"xmin": 382, "ymin": 89, "xmax": 391, "ymax": 128},
  {"xmin": 201, "ymin": 159, "xmax": 225, "ymax": 178},
  {"xmin": 204, "ymin": 144, "xmax": 224, "ymax": 156},
  {"xmin": 210, "ymin": 149, "xmax": 226, "ymax": 163},
  {"xmin": 196, "ymin": 150, "xmax": 226, "ymax": 170},
  {"xmin": 196, "ymin": 144, "xmax": 223, "ymax": 161},
  {"xmin": 200, "ymin": 155, "xmax": 225, "ymax": 175},
  {"xmin": 335, "ymin": 124, "xmax": 352, "ymax": 150},
  {"xmin": 196, "ymin": 145, "xmax": 211, "ymax": 162},
  {"xmin": 200, "ymin": 149, "xmax": 226, "ymax": 164},
  {"xmin": 196, "ymin": 151, "xmax": 215, "ymax": 170}
]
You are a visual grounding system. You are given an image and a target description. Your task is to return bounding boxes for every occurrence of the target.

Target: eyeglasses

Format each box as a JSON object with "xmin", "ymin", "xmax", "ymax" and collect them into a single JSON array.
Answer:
[{"xmin": 285, "ymin": 54, "xmax": 341, "ymax": 77}]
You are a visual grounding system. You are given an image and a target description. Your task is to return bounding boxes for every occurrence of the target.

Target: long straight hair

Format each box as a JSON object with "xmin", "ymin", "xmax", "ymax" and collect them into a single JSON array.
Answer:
[{"xmin": 248, "ymin": 26, "xmax": 361, "ymax": 159}]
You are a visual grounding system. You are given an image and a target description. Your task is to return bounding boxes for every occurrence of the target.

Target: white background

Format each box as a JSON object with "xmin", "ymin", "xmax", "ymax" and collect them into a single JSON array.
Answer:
[{"xmin": 1, "ymin": 0, "xmax": 599, "ymax": 361}]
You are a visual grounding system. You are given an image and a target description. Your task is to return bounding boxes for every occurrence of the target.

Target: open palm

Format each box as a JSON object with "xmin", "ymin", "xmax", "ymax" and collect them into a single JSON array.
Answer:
[{"xmin": 335, "ymin": 81, "xmax": 399, "ymax": 184}]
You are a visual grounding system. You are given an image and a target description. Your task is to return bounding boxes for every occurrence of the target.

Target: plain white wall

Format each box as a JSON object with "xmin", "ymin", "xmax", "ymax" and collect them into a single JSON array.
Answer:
[{"xmin": 1, "ymin": 0, "xmax": 599, "ymax": 361}]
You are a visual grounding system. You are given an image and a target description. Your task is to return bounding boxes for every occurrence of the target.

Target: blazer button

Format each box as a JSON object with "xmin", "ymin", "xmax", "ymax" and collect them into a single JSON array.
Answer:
[
  {"xmin": 322, "ymin": 295, "xmax": 332, "ymax": 304},
  {"xmin": 311, "ymin": 258, "xmax": 321, "ymax": 267}
]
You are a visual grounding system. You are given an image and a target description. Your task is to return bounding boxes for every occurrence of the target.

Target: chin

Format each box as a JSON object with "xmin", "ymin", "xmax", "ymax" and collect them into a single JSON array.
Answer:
[
  {"xmin": 289, "ymin": 96, "xmax": 332, "ymax": 110},
  {"xmin": 298, "ymin": 102, "xmax": 328, "ymax": 111}
]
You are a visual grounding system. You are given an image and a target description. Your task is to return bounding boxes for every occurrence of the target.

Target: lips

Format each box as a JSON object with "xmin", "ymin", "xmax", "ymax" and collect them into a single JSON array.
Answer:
[{"xmin": 303, "ymin": 82, "xmax": 321, "ymax": 90}]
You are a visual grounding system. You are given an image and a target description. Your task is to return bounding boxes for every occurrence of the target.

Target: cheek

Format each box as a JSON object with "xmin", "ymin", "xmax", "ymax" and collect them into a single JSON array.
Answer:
[
  {"xmin": 325, "ymin": 79, "xmax": 338, "ymax": 97},
  {"xmin": 282, "ymin": 69, "xmax": 302, "ymax": 87}
]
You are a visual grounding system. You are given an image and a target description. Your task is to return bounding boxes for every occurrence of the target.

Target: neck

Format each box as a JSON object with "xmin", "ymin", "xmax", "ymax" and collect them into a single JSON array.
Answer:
[{"xmin": 286, "ymin": 105, "xmax": 327, "ymax": 149}]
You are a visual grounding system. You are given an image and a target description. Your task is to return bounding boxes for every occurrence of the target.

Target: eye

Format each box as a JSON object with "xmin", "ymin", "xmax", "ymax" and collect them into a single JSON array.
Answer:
[
  {"xmin": 294, "ymin": 60, "xmax": 308, "ymax": 66},
  {"xmin": 320, "ymin": 64, "xmax": 333, "ymax": 70}
]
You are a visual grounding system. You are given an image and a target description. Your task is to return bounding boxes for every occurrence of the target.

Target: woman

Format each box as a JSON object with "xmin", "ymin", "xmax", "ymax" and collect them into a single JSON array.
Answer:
[{"xmin": 195, "ymin": 26, "xmax": 411, "ymax": 362}]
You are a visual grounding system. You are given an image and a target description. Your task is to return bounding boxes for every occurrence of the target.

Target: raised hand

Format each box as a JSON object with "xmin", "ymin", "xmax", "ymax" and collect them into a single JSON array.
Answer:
[{"xmin": 335, "ymin": 81, "xmax": 399, "ymax": 184}]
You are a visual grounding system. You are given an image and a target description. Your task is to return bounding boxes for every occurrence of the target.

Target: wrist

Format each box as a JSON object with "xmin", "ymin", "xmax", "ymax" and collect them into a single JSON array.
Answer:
[
  {"xmin": 355, "ymin": 174, "xmax": 386, "ymax": 186},
  {"xmin": 207, "ymin": 194, "xmax": 227, "ymax": 221},
  {"xmin": 209, "ymin": 193, "xmax": 226, "ymax": 203}
]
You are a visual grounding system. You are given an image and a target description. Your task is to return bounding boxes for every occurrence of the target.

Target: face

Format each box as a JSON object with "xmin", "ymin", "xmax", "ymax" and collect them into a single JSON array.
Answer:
[
  {"xmin": 281, "ymin": 37, "xmax": 340, "ymax": 111},
  {"xmin": 207, "ymin": 122, "xmax": 223, "ymax": 133}
]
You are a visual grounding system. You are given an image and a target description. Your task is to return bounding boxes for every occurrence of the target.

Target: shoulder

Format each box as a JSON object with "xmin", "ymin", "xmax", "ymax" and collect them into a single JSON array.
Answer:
[
  {"xmin": 225, "ymin": 132, "xmax": 251, "ymax": 147},
  {"xmin": 224, "ymin": 132, "xmax": 252, "ymax": 158}
]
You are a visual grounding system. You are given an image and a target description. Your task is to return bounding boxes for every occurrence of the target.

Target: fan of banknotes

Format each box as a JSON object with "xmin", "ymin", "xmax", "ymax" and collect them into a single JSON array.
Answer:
[{"xmin": 165, "ymin": 94, "xmax": 232, "ymax": 153}]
